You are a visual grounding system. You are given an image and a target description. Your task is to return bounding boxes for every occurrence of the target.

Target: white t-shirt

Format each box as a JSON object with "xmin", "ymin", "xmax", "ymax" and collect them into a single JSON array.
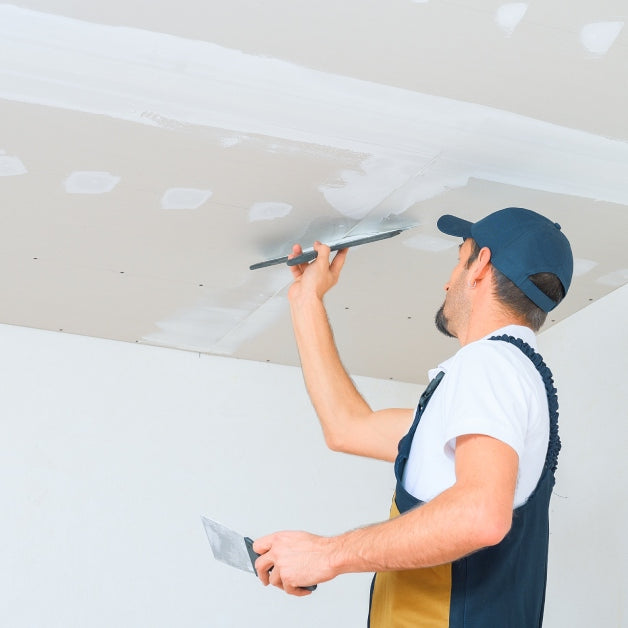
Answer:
[{"xmin": 402, "ymin": 325, "xmax": 549, "ymax": 508}]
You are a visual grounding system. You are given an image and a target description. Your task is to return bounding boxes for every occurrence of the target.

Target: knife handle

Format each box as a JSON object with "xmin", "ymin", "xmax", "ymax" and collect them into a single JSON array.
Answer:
[
  {"xmin": 286, "ymin": 230, "xmax": 403, "ymax": 266},
  {"xmin": 244, "ymin": 537, "xmax": 317, "ymax": 591}
]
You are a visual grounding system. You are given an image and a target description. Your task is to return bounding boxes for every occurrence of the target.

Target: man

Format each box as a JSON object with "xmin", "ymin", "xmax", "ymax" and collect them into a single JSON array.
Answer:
[{"xmin": 253, "ymin": 207, "xmax": 573, "ymax": 627}]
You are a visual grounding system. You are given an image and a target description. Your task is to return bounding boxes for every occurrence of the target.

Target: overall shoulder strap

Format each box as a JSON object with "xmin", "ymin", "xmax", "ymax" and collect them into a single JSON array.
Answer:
[
  {"xmin": 393, "ymin": 370, "xmax": 445, "ymax": 485},
  {"xmin": 489, "ymin": 334, "xmax": 561, "ymax": 473}
]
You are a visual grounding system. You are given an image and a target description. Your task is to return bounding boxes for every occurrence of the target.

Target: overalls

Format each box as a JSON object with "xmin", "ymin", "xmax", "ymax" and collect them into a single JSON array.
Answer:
[{"xmin": 368, "ymin": 335, "xmax": 561, "ymax": 627}]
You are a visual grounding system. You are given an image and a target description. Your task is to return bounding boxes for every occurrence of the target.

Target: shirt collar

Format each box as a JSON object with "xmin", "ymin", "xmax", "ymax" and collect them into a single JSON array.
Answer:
[{"xmin": 428, "ymin": 324, "xmax": 537, "ymax": 381}]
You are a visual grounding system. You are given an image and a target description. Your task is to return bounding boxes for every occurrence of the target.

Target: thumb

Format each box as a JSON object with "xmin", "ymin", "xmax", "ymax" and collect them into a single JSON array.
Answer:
[{"xmin": 330, "ymin": 247, "xmax": 348, "ymax": 278}]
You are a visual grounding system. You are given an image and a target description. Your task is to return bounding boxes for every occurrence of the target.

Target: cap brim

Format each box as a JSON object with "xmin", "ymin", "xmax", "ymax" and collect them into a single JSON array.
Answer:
[{"xmin": 437, "ymin": 214, "xmax": 473, "ymax": 238}]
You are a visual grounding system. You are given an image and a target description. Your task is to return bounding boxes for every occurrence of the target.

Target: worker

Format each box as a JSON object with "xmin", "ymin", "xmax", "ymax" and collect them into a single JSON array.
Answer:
[{"xmin": 253, "ymin": 207, "xmax": 573, "ymax": 627}]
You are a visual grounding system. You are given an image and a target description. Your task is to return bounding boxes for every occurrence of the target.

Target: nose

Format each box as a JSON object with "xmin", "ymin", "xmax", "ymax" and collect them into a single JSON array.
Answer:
[{"xmin": 443, "ymin": 281, "xmax": 450, "ymax": 292}]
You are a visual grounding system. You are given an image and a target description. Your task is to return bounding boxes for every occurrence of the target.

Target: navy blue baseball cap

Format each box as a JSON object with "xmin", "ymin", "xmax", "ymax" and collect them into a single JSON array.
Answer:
[{"xmin": 437, "ymin": 207, "xmax": 573, "ymax": 312}]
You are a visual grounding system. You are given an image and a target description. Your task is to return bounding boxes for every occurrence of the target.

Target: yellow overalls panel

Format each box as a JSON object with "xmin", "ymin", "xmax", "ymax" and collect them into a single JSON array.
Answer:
[{"xmin": 369, "ymin": 500, "xmax": 451, "ymax": 628}]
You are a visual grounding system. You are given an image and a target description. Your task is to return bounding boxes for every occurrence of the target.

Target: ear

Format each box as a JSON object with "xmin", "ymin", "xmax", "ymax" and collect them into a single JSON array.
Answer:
[{"xmin": 469, "ymin": 246, "xmax": 492, "ymax": 282}]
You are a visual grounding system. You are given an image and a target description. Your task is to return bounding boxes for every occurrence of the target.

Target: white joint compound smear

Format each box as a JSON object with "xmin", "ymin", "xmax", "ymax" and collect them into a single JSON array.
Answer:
[
  {"xmin": 248, "ymin": 202, "xmax": 293, "ymax": 222},
  {"xmin": 143, "ymin": 304, "xmax": 251, "ymax": 353},
  {"xmin": 403, "ymin": 234, "xmax": 459, "ymax": 253},
  {"xmin": 64, "ymin": 171, "xmax": 120, "ymax": 194},
  {"xmin": 2, "ymin": 6, "xmax": 628, "ymax": 214},
  {"xmin": 209, "ymin": 295, "xmax": 290, "ymax": 355},
  {"xmin": 580, "ymin": 22, "xmax": 624, "ymax": 56},
  {"xmin": 573, "ymin": 258, "xmax": 598, "ymax": 277},
  {"xmin": 142, "ymin": 270, "xmax": 290, "ymax": 355},
  {"xmin": 161, "ymin": 188, "xmax": 213, "ymax": 210},
  {"xmin": 320, "ymin": 157, "xmax": 424, "ymax": 220},
  {"xmin": 597, "ymin": 268, "xmax": 628, "ymax": 288},
  {"xmin": 220, "ymin": 136, "xmax": 244, "ymax": 148},
  {"xmin": 0, "ymin": 152, "xmax": 27, "ymax": 176},
  {"xmin": 495, "ymin": 3, "xmax": 528, "ymax": 37}
]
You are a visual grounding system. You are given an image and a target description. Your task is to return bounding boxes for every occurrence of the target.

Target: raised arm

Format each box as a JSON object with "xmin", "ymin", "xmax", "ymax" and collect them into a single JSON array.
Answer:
[{"xmin": 287, "ymin": 242, "xmax": 412, "ymax": 462}]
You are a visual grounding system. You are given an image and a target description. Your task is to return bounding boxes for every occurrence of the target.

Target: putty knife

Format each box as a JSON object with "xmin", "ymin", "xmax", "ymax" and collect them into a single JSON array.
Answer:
[
  {"xmin": 201, "ymin": 516, "xmax": 317, "ymax": 591},
  {"xmin": 249, "ymin": 228, "xmax": 403, "ymax": 270}
]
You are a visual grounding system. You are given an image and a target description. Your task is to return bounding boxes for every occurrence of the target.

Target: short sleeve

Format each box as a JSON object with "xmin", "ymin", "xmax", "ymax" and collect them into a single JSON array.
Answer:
[{"xmin": 440, "ymin": 341, "xmax": 533, "ymax": 458}]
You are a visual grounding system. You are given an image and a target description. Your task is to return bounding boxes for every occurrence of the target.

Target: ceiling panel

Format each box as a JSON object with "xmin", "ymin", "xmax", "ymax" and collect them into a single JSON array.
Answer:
[{"xmin": 1, "ymin": 1, "xmax": 626, "ymax": 382}]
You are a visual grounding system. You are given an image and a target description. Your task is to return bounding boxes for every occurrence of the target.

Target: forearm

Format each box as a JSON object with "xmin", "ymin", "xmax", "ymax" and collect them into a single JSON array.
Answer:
[
  {"xmin": 289, "ymin": 291, "xmax": 371, "ymax": 449},
  {"xmin": 253, "ymin": 435, "xmax": 517, "ymax": 594},
  {"xmin": 286, "ymin": 244, "xmax": 411, "ymax": 461},
  {"xmin": 331, "ymin": 435, "xmax": 517, "ymax": 574},
  {"xmin": 331, "ymin": 482, "xmax": 510, "ymax": 575}
]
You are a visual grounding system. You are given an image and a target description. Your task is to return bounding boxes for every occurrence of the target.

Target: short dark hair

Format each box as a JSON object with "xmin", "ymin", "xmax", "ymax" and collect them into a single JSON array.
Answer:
[{"xmin": 465, "ymin": 239, "xmax": 565, "ymax": 331}]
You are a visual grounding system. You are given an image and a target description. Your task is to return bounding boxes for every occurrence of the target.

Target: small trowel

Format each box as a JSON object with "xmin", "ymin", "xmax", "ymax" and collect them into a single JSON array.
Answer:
[{"xmin": 201, "ymin": 516, "xmax": 317, "ymax": 591}]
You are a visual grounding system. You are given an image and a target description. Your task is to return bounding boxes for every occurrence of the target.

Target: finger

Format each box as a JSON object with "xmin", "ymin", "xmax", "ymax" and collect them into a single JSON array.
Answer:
[
  {"xmin": 330, "ymin": 247, "xmax": 348, "ymax": 278},
  {"xmin": 287, "ymin": 243, "xmax": 303, "ymax": 260},
  {"xmin": 268, "ymin": 567, "xmax": 284, "ymax": 591},
  {"xmin": 312, "ymin": 241, "xmax": 331, "ymax": 264},
  {"xmin": 255, "ymin": 560, "xmax": 273, "ymax": 586},
  {"xmin": 253, "ymin": 533, "xmax": 275, "ymax": 555},
  {"xmin": 253, "ymin": 545, "xmax": 274, "ymax": 587},
  {"xmin": 285, "ymin": 584, "xmax": 313, "ymax": 597},
  {"xmin": 288, "ymin": 244, "xmax": 306, "ymax": 278}
]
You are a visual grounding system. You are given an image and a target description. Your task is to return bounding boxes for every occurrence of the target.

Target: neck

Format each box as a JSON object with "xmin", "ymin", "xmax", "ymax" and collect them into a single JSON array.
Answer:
[
  {"xmin": 457, "ymin": 315, "xmax": 527, "ymax": 346},
  {"xmin": 456, "ymin": 294, "xmax": 530, "ymax": 346}
]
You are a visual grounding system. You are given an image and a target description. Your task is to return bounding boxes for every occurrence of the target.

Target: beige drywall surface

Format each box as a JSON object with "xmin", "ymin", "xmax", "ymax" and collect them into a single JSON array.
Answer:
[{"xmin": 1, "ymin": 3, "xmax": 627, "ymax": 383}]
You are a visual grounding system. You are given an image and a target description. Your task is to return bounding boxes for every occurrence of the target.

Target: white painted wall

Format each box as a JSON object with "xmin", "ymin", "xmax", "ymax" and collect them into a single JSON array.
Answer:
[
  {"xmin": 2, "ymin": 283, "xmax": 626, "ymax": 627},
  {"xmin": 0, "ymin": 322, "xmax": 419, "ymax": 627},
  {"xmin": 541, "ymin": 283, "xmax": 628, "ymax": 628}
]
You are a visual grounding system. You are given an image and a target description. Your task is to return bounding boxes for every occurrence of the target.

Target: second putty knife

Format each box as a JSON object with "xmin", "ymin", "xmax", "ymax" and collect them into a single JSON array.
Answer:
[{"xmin": 201, "ymin": 516, "xmax": 317, "ymax": 591}]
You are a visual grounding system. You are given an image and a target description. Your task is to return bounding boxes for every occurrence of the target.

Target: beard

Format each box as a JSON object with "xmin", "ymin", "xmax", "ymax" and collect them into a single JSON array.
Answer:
[{"xmin": 435, "ymin": 303, "xmax": 456, "ymax": 338}]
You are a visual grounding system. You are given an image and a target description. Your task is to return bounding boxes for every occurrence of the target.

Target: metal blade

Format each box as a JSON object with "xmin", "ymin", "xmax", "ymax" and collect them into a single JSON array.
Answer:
[
  {"xmin": 249, "ymin": 226, "xmax": 408, "ymax": 270},
  {"xmin": 201, "ymin": 516, "xmax": 256, "ymax": 575}
]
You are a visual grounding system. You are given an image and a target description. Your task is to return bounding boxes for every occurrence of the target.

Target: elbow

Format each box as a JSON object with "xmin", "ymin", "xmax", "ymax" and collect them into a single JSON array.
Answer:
[
  {"xmin": 458, "ymin": 490, "xmax": 513, "ymax": 549},
  {"xmin": 322, "ymin": 422, "xmax": 357, "ymax": 454},
  {"xmin": 323, "ymin": 430, "xmax": 348, "ymax": 453},
  {"xmin": 474, "ymin": 508, "xmax": 513, "ymax": 548}
]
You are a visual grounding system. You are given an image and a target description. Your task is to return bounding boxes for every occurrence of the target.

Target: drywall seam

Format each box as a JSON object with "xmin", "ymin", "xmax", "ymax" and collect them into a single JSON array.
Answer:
[{"xmin": 1, "ymin": 5, "xmax": 627, "ymax": 211}]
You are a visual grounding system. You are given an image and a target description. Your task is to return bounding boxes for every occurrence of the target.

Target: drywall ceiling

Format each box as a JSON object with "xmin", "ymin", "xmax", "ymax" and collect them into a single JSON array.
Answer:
[{"xmin": 1, "ymin": 1, "xmax": 627, "ymax": 382}]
